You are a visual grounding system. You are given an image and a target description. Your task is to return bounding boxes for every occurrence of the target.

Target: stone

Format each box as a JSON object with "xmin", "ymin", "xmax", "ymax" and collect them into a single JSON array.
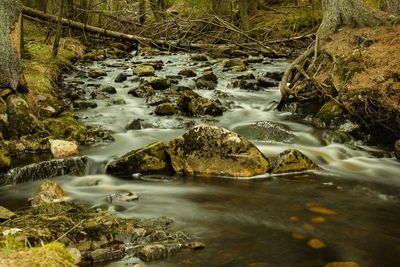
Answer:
[
  {"xmin": 231, "ymin": 65, "xmax": 248, "ymax": 72},
  {"xmin": 233, "ymin": 121, "xmax": 295, "ymax": 143},
  {"xmin": 316, "ymin": 100, "xmax": 344, "ymax": 127},
  {"xmin": 88, "ymin": 69, "xmax": 107, "ymax": 78},
  {"xmin": 90, "ymin": 248, "xmax": 124, "ymax": 263},
  {"xmin": 50, "ymin": 140, "xmax": 79, "ymax": 158},
  {"xmin": 190, "ymin": 54, "xmax": 208, "ymax": 61},
  {"xmin": 98, "ymin": 85, "xmax": 117, "ymax": 94},
  {"xmin": 307, "ymin": 204, "xmax": 337, "ymax": 215},
  {"xmin": 177, "ymin": 90, "xmax": 223, "ymax": 117},
  {"xmin": 139, "ymin": 244, "xmax": 168, "ymax": 262},
  {"xmin": 265, "ymin": 71, "xmax": 284, "ymax": 81},
  {"xmin": 178, "ymin": 68, "xmax": 197, "ymax": 77},
  {"xmin": 128, "ymin": 83, "xmax": 155, "ymax": 98},
  {"xmin": 182, "ymin": 242, "xmax": 206, "ymax": 250},
  {"xmin": 105, "ymin": 192, "xmax": 139, "ymax": 203},
  {"xmin": 239, "ymin": 79, "xmax": 259, "ymax": 90},
  {"xmin": 114, "ymin": 73, "xmax": 128, "ymax": 83},
  {"xmin": 155, "ymin": 103, "xmax": 176, "ymax": 116},
  {"xmin": 220, "ymin": 58, "xmax": 246, "ymax": 69},
  {"xmin": 126, "ymin": 119, "xmax": 143, "ymax": 130},
  {"xmin": 195, "ymin": 79, "xmax": 217, "ymax": 90},
  {"xmin": 112, "ymin": 98, "xmax": 127, "ymax": 105},
  {"xmin": 167, "ymin": 125, "xmax": 270, "ymax": 177},
  {"xmin": 257, "ymin": 77, "xmax": 279, "ymax": 88},
  {"xmin": 199, "ymin": 71, "xmax": 218, "ymax": 83},
  {"xmin": 324, "ymin": 262, "xmax": 359, "ymax": 267},
  {"xmin": 7, "ymin": 95, "xmax": 40, "ymax": 138},
  {"xmin": 66, "ymin": 248, "xmax": 82, "ymax": 265},
  {"xmin": 272, "ymin": 149, "xmax": 319, "ymax": 174},
  {"xmin": 147, "ymin": 77, "xmax": 171, "ymax": 90},
  {"xmin": 395, "ymin": 140, "xmax": 400, "ymax": 159},
  {"xmin": 73, "ymin": 100, "xmax": 98, "ymax": 109},
  {"xmin": 0, "ymin": 206, "xmax": 16, "ymax": 221},
  {"xmin": 133, "ymin": 65, "xmax": 155, "ymax": 76},
  {"xmin": 307, "ymin": 239, "xmax": 326, "ymax": 249},
  {"xmin": 245, "ymin": 56, "xmax": 264, "ymax": 64},
  {"xmin": 29, "ymin": 180, "xmax": 66, "ymax": 206},
  {"xmin": 237, "ymin": 72, "xmax": 255, "ymax": 80},
  {"xmin": 229, "ymin": 50, "xmax": 249, "ymax": 57},
  {"xmin": 105, "ymin": 141, "xmax": 170, "ymax": 176},
  {"xmin": 0, "ymin": 152, "xmax": 11, "ymax": 170},
  {"xmin": 146, "ymin": 95, "xmax": 171, "ymax": 106}
]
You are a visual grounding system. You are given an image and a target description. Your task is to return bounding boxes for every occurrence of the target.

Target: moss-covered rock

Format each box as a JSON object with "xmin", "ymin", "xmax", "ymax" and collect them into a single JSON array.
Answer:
[
  {"xmin": 177, "ymin": 90, "xmax": 223, "ymax": 117},
  {"xmin": 0, "ymin": 152, "xmax": 11, "ymax": 170},
  {"xmin": 190, "ymin": 54, "xmax": 208, "ymax": 61},
  {"xmin": 220, "ymin": 59, "xmax": 246, "ymax": 69},
  {"xmin": 43, "ymin": 114, "xmax": 87, "ymax": 141},
  {"xmin": 83, "ymin": 51, "xmax": 105, "ymax": 62},
  {"xmin": 316, "ymin": 100, "xmax": 344, "ymax": 126},
  {"xmin": 128, "ymin": 83, "xmax": 156, "ymax": 98},
  {"xmin": 394, "ymin": 139, "xmax": 400, "ymax": 160},
  {"xmin": 147, "ymin": 77, "xmax": 171, "ymax": 90},
  {"xmin": 155, "ymin": 103, "xmax": 176, "ymax": 116},
  {"xmin": 178, "ymin": 68, "xmax": 197, "ymax": 77},
  {"xmin": 133, "ymin": 64, "xmax": 155, "ymax": 76},
  {"xmin": 233, "ymin": 121, "xmax": 295, "ymax": 143},
  {"xmin": 167, "ymin": 125, "xmax": 270, "ymax": 177},
  {"xmin": 272, "ymin": 149, "xmax": 319, "ymax": 174},
  {"xmin": 105, "ymin": 141, "xmax": 170, "ymax": 176},
  {"xmin": 88, "ymin": 69, "xmax": 107, "ymax": 78}
]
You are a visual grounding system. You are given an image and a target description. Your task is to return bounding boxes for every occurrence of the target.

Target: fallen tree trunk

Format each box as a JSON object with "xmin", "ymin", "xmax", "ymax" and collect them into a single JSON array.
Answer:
[{"xmin": 22, "ymin": 5, "xmax": 282, "ymax": 56}]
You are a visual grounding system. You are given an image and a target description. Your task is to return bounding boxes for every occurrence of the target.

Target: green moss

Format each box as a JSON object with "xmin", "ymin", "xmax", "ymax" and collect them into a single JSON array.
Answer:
[
  {"xmin": 272, "ymin": 149, "xmax": 319, "ymax": 174},
  {"xmin": 335, "ymin": 56, "xmax": 365, "ymax": 82},
  {"xmin": 0, "ymin": 152, "xmax": 11, "ymax": 169},
  {"xmin": 43, "ymin": 114, "xmax": 87, "ymax": 141},
  {"xmin": 316, "ymin": 100, "xmax": 344, "ymax": 125}
]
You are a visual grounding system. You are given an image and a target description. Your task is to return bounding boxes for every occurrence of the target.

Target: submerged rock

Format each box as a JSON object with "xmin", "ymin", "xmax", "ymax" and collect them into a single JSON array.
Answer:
[
  {"xmin": 177, "ymin": 90, "xmax": 223, "ymax": 117},
  {"xmin": 29, "ymin": 180, "xmax": 66, "ymax": 206},
  {"xmin": 133, "ymin": 65, "xmax": 155, "ymax": 76},
  {"xmin": 73, "ymin": 100, "xmax": 98, "ymax": 109},
  {"xmin": 178, "ymin": 68, "xmax": 197, "ymax": 77},
  {"xmin": 0, "ymin": 156, "xmax": 88, "ymax": 185},
  {"xmin": 167, "ymin": 125, "xmax": 270, "ymax": 177},
  {"xmin": 233, "ymin": 121, "xmax": 295, "ymax": 143},
  {"xmin": 105, "ymin": 142, "xmax": 170, "ymax": 177},
  {"xmin": 50, "ymin": 140, "xmax": 79, "ymax": 158},
  {"xmin": 147, "ymin": 77, "xmax": 171, "ymax": 90},
  {"xmin": 272, "ymin": 149, "xmax": 319, "ymax": 174},
  {"xmin": 257, "ymin": 77, "xmax": 279, "ymax": 88},
  {"xmin": 88, "ymin": 69, "xmax": 107, "ymax": 78},
  {"xmin": 114, "ymin": 72, "xmax": 128, "ymax": 83},
  {"xmin": 126, "ymin": 119, "xmax": 143, "ymax": 130}
]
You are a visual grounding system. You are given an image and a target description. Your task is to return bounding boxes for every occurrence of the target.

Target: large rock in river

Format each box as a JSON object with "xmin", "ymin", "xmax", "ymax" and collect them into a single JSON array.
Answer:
[
  {"xmin": 105, "ymin": 141, "xmax": 170, "ymax": 176},
  {"xmin": 272, "ymin": 149, "xmax": 319, "ymax": 174},
  {"xmin": 166, "ymin": 125, "xmax": 270, "ymax": 177}
]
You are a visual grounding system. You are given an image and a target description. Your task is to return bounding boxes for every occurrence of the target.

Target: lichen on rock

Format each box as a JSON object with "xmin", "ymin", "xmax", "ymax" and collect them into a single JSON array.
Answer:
[{"xmin": 272, "ymin": 149, "xmax": 319, "ymax": 174}]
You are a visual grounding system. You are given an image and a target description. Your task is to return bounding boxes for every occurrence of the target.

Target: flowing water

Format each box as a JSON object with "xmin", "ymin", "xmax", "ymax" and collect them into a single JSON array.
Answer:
[{"xmin": 1, "ymin": 53, "xmax": 400, "ymax": 267}]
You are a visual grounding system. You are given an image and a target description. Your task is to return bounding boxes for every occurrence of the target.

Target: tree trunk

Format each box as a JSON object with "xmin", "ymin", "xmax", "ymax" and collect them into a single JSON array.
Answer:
[
  {"xmin": 149, "ymin": 0, "xmax": 163, "ymax": 21},
  {"xmin": 0, "ymin": 0, "xmax": 24, "ymax": 91},
  {"xmin": 239, "ymin": 0, "xmax": 250, "ymax": 31},
  {"xmin": 317, "ymin": 0, "xmax": 390, "ymax": 42},
  {"xmin": 138, "ymin": 0, "xmax": 146, "ymax": 25},
  {"xmin": 52, "ymin": 0, "xmax": 64, "ymax": 58},
  {"xmin": 212, "ymin": 0, "xmax": 231, "ymax": 18},
  {"xmin": 380, "ymin": 0, "xmax": 400, "ymax": 15}
]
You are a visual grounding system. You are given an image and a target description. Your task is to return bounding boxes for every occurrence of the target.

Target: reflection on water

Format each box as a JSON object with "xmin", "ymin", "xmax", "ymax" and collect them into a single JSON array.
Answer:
[{"xmin": 1, "ymin": 53, "xmax": 400, "ymax": 266}]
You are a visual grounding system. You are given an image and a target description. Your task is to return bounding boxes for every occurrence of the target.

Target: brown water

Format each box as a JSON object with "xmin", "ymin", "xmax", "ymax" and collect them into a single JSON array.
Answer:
[{"xmin": 1, "ymin": 53, "xmax": 399, "ymax": 267}]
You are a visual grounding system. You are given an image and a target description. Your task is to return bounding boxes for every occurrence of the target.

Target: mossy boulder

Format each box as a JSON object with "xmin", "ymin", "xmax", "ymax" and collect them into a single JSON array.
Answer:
[
  {"xmin": 147, "ymin": 77, "xmax": 171, "ymax": 90},
  {"xmin": 190, "ymin": 54, "xmax": 208, "ymax": 62},
  {"xmin": 128, "ymin": 83, "xmax": 156, "ymax": 98},
  {"xmin": 195, "ymin": 71, "xmax": 218, "ymax": 90},
  {"xmin": 232, "ymin": 121, "xmax": 295, "ymax": 143},
  {"xmin": 245, "ymin": 56, "xmax": 264, "ymax": 64},
  {"xmin": 167, "ymin": 125, "xmax": 270, "ymax": 177},
  {"xmin": 0, "ymin": 152, "xmax": 11, "ymax": 170},
  {"xmin": 88, "ymin": 69, "xmax": 107, "ymax": 78},
  {"xmin": 105, "ymin": 141, "xmax": 170, "ymax": 176},
  {"xmin": 177, "ymin": 90, "xmax": 223, "ymax": 117},
  {"xmin": 133, "ymin": 65, "xmax": 155, "ymax": 76},
  {"xmin": 316, "ymin": 100, "xmax": 345, "ymax": 126},
  {"xmin": 178, "ymin": 68, "xmax": 197, "ymax": 77},
  {"xmin": 155, "ymin": 103, "xmax": 176, "ymax": 116},
  {"xmin": 83, "ymin": 51, "xmax": 105, "ymax": 61},
  {"xmin": 43, "ymin": 114, "xmax": 87, "ymax": 141},
  {"xmin": 272, "ymin": 149, "xmax": 319, "ymax": 174},
  {"xmin": 220, "ymin": 59, "xmax": 246, "ymax": 69},
  {"xmin": 6, "ymin": 95, "xmax": 41, "ymax": 138}
]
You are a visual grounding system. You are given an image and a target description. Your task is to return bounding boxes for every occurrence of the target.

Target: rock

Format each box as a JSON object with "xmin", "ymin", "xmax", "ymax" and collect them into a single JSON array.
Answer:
[
  {"xmin": 231, "ymin": 65, "xmax": 248, "ymax": 72},
  {"xmin": 0, "ymin": 152, "xmax": 11, "ymax": 170},
  {"xmin": 0, "ymin": 206, "xmax": 16, "ymax": 221},
  {"xmin": 90, "ymin": 248, "xmax": 124, "ymax": 263},
  {"xmin": 84, "ymin": 51, "xmax": 105, "ymax": 61},
  {"xmin": 128, "ymin": 83, "xmax": 155, "ymax": 98},
  {"xmin": 50, "ymin": 140, "xmax": 79, "ymax": 158},
  {"xmin": 155, "ymin": 103, "xmax": 176, "ymax": 116},
  {"xmin": 307, "ymin": 239, "xmax": 326, "ymax": 249},
  {"xmin": 98, "ymin": 85, "xmax": 117, "ymax": 94},
  {"xmin": 114, "ymin": 73, "xmax": 128, "ymax": 83},
  {"xmin": 316, "ymin": 100, "xmax": 344, "ymax": 127},
  {"xmin": 126, "ymin": 119, "xmax": 143, "ymax": 130},
  {"xmin": 199, "ymin": 71, "xmax": 218, "ymax": 83},
  {"xmin": 195, "ymin": 79, "xmax": 217, "ymax": 90},
  {"xmin": 29, "ymin": 180, "xmax": 65, "ymax": 206},
  {"xmin": 39, "ymin": 105, "xmax": 57, "ymax": 118},
  {"xmin": 88, "ymin": 69, "xmax": 107, "ymax": 78},
  {"xmin": 73, "ymin": 100, "xmax": 98, "ymax": 109},
  {"xmin": 395, "ymin": 140, "xmax": 400, "ymax": 159},
  {"xmin": 229, "ymin": 50, "xmax": 249, "ymax": 57},
  {"xmin": 265, "ymin": 71, "xmax": 284, "ymax": 81},
  {"xmin": 133, "ymin": 65, "xmax": 155, "ymax": 76},
  {"xmin": 178, "ymin": 68, "xmax": 197, "ymax": 77},
  {"xmin": 146, "ymin": 95, "xmax": 171, "ymax": 106},
  {"xmin": 257, "ymin": 77, "xmax": 279, "ymax": 88},
  {"xmin": 324, "ymin": 262, "xmax": 359, "ymax": 267},
  {"xmin": 7, "ymin": 95, "xmax": 41, "ymax": 138},
  {"xmin": 272, "ymin": 149, "xmax": 319, "ymax": 174},
  {"xmin": 190, "ymin": 54, "xmax": 208, "ymax": 61},
  {"xmin": 66, "ymin": 248, "xmax": 82, "ymax": 265},
  {"xmin": 237, "ymin": 72, "xmax": 255, "ymax": 80},
  {"xmin": 214, "ymin": 90, "xmax": 232, "ymax": 98},
  {"xmin": 221, "ymin": 58, "xmax": 246, "ymax": 69},
  {"xmin": 177, "ymin": 90, "xmax": 223, "ymax": 116},
  {"xmin": 105, "ymin": 192, "xmax": 139, "ymax": 203},
  {"xmin": 167, "ymin": 125, "xmax": 270, "ymax": 177},
  {"xmin": 245, "ymin": 56, "xmax": 264, "ymax": 64},
  {"xmin": 139, "ymin": 244, "xmax": 168, "ymax": 262},
  {"xmin": 147, "ymin": 77, "xmax": 171, "ymax": 90},
  {"xmin": 182, "ymin": 242, "xmax": 206, "ymax": 250},
  {"xmin": 233, "ymin": 121, "xmax": 295, "ymax": 142},
  {"xmin": 105, "ymin": 142, "xmax": 170, "ymax": 176},
  {"xmin": 112, "ymin": 98, "xmax": 127, "ymax": 105},
  {"xmin": 239, "ymin": 79, "xmax": 259, "ymax": 90},
  {"xmin": 1, "ymin": 156, "xmax": 88, "ymax": 185}
]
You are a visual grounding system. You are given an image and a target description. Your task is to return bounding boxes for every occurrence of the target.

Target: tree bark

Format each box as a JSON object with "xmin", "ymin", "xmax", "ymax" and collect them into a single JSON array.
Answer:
[
  {"xmin": 0, "ymin": 0, "xmax": 24, "ymax": 91},
  {"xmin": 380, "ymin": 0, "xmax": 400, "ymax": 15},
  {"xmin": 212, "ymin": 0, "xmax": 231, "ymax": 18},
  {"xmin": 239, "ymin": 0, "xmax": 250, "ymax": 31},
  {"xmin": 51, "ymin": 0, "xmax": 64, "ymax": 58},
  {"xmin": 138, "ymin": 0, "xmax": 146, "ymax": 25}
]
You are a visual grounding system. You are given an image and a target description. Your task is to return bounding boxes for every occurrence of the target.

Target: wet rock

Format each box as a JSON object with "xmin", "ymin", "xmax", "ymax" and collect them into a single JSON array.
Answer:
[
  {"xmin": 307, "ymin": 239, "xmax": 326, "ymax": 249},
  {"xmin": 0, "ymin": 152, "xmax": 11, "ymax": 170},
  {"xmin": 50, "ymin": 140, "xmax": 79, "ymax": 158},
  {"xmin": 237, "ymin": 72, "xmax": 255, "ymax": 80},
  {"xmin": 1, "ymin": 156, "xmax": 88, "ymax": 185},
  {"xmin": 233, "ymin": 121, "xmax": 295, "ymax": 142},
  {"xmin": 126, "ymin": 119, "xmax": 143, "ymax": 130},
  {"xmin": 0, "ymin": 206, "xmax": 16, "ymax": 221},
  {"xmin": 182, "ymin": 242, "xmax": 206, "ymax": 250},
  {"xmin": 29, "ymin": 180, "xmax": 66, "ymax": 206},
  {"xmin": 146, "ymin": 95, "xmax": 171, "ymax": 106},
  {"xmin": 90, "ymin": 248, "xmax": 124, "ymax": 263},
  {"xmin": 178, "ymin": 68, "xmax": 197, "ymax": 77},
  {"xmin": 221, "ymin": 59, "xmax": 246, "ymax": 69},
  {"xmin": 7, "ymin": 95, "xmax": 41, "ymax": 138},
  {"xmin": 239, "ymin": 79, "xmax": 259, "ymax": 90},
  {"xmin": 128, "ymin": 83, "xmax": 155, "ymax": 98},
  {"xmin": 229, "ymin": 50, "xmax": 249, "ymax": 57},
  {"xmin": 231, "ymin": 65, "xmax": 248, "ymax": 72},
  {"xmin": 395, "ymin": 140, "xmax": 400, "ymax": 159},
  {"xmin": 316, "ymin": 100, "xmax": 344, "ymax": 127},
  {"xmin": 73, "ymin": 100, "xmax": 98, "ymax": 109},
  {"xmin": 324, "ymin": 262, "xmax": 359, "ymax": 267},
  {"xmin": 105, "ymin": 192, "xmax": 139, "ymax": 203},
  {"xmin": 138, "ymin": 243, "xmax": 181, "ymax": 262},
  {"xmin": 199, "ymin": 71, "xmax": 218, "ymax": 83},
  {"xmin": 88, "ymin": 69, "xmax": 107, "ymax": 78},
  {"xmin": 177, "ymin": 90, "xmax": 223, "ymax": 116},
  {"xmin": 67, "ymin": 247, "xmax": 82, "ymax": 265},
  {"xmin": 214, "ymin": 90, "xmax": 232, "ymax": 98},
  {"xmin": 272, "ymin": 149, "xmax": 319, "ymax": 174},
  {"xmin": 133, "ymin": 65, "xmax": 155, "ymax": 76},
  {"xmin": 190, "ymin": 54, "xmax": 208, "ymax": 62},
  {"xmin": 195, "ymin": 79, "xmax": 217, "ymax": 90},
  {"xmin": 39, "ymin": 105, "xmax": 57, "ymax": 118},
  {"xmin": 245, "ymin": 56, "xmax": 264, "ymax": 64},
  {"xmin": 98, "ymin": 85, "xmax": 117, "ymax": 94},
  {"xmin": 167, "ymin": 125, "xmax": 270, "ymax": 177},
  {"xmin": 84, "ymin": 51, "xmax": 105, "ymax": 62},
  {"xmin": 105, "ymin": 142, "xmax": 170, "ymax": 176},
  {"xmin": 265, "ymin": 71, "xmax": 284, "ymax": 81},
  {"xmin": 147, "ymin": 77, "xmax": 171, "ymax": 90},
  {"xmin": 114, "ymin": 73, "xmax": 128, "ymax": 83},
  {"xmin": 257, "ymin": 77, "xmax": 279, "ymax": 88},
  {"xmin": 155, "ymin": 103, "xmax": 176, "ymax": 116},
  {"xmin": 111, "ymin": 98, "xmax": 127, "ymax": 105},
  {"xmin": 208, "ymin": 52, "xmax": 230, "ymax": 59}
]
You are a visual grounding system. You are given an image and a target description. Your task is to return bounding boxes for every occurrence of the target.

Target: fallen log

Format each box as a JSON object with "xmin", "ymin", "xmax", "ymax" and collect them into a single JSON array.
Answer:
[{"xmin": 22, "ymin": 5, "xmax": 282, "ymax": 57}]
